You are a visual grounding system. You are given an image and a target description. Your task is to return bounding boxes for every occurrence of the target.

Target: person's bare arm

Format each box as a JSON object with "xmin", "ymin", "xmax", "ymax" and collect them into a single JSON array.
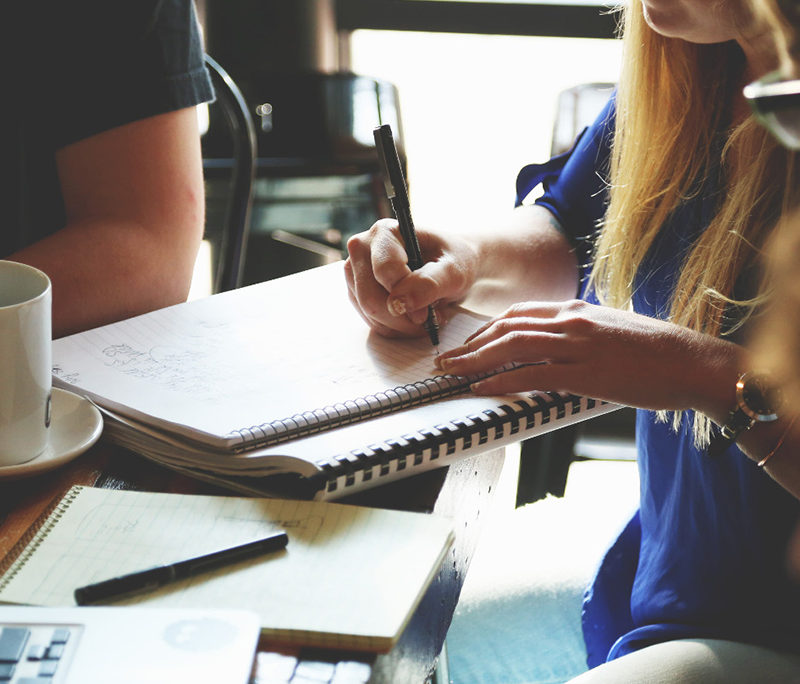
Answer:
[
  {"xmin": 9, "ymin": 107, "xmax": 205, "ymax": 338},
  {"xmin": 469, "ymin": 204, "xmax": 579, "ymax": 305}
]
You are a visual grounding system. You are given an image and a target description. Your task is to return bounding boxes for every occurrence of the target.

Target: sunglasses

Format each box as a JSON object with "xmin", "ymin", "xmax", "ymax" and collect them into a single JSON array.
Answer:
[{"xmin": 743, "ymin": 70, "xmax": 800, "ymax": 150}]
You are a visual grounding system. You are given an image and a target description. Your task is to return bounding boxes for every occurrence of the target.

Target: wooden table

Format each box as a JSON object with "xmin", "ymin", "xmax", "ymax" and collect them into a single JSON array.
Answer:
[{"xmin": 0, "ymin": 437, "xmax": 506, "ymax": 684}]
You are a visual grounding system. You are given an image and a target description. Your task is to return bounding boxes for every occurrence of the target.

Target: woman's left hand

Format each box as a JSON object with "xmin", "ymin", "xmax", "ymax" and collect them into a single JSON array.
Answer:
[{"xmin": 435, "ymin": 299, "xmax": 740, "ymax": 414}]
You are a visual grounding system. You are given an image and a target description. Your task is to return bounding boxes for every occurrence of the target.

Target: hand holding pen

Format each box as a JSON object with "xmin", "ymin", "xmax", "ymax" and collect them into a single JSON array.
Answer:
[{"xmin": 372, "ymin": 124, "xmax": 440, "ymax": 351}]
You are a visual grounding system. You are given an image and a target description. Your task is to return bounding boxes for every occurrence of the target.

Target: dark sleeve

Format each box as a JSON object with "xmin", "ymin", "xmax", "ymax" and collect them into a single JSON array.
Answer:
[
  {"xmin": 514, "ymin": 96, "xmax": 616, "ymax": 277},
  {"xmin": 29, "ymin": 0, "xmax": 214, "ymax": 148}
]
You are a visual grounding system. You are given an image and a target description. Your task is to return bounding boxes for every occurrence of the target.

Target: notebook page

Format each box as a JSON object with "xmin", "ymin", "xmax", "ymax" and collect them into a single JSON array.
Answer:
[
  {"xmin": 0, "ymin": 487, "xmax": 454, "ymax": 650},
  {"xmin": 52, "ymin": 263, "xmax": 487, "ymax": 447}
]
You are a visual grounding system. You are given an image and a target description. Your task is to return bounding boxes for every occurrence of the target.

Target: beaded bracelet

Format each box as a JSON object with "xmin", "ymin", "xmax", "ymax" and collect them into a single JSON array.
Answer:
[{"xmin": 758, "ymin": 415, "xmax": 798, "ymax": 468}]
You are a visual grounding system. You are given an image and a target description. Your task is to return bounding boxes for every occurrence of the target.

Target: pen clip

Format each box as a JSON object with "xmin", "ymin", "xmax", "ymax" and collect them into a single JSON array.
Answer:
[
  {"xmin": 374, "ymin": 133, "xmax": 396, "ymax": 199},
  {"xmin": 373, "ymin": 124, "xmax": 407, "ymax": 203}
]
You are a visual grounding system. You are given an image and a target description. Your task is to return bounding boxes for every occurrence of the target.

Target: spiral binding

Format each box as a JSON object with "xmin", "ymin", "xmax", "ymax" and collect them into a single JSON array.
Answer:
[
  {"xmin": 228, "ymin": 373, "xmax": 478, "ymax": 452},
  {"xmin": 0, "ymin": 485, "xmax": 83, "ymax": 592},
  {"xmin": 316, "ymin": 392, "xmax": 602, "ymax": 494}
]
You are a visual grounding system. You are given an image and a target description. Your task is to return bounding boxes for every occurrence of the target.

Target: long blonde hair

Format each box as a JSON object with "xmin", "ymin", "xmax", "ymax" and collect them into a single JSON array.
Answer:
[{"xmin": 588, "ymin": 1, "xmax": 799, "ymax": 445}]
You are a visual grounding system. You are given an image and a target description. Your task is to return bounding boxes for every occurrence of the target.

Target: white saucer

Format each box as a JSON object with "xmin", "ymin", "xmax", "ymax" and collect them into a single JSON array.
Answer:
[{"xmin": 0, "ymin": 388, "xmax": 103, "ymax": 480}]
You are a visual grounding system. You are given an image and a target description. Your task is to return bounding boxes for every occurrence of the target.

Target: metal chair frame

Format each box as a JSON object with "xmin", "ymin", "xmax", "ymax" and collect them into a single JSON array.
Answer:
[{"xmin": 203, "ymin": 54, "xmax": 257, "ymax": 293}]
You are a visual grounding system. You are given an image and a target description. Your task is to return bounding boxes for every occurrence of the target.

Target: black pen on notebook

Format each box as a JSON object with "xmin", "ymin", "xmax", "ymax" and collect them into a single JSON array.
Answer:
[
  {"xmin": 74, "ymin": 531, "xmax": 289, "ymax": 606},
  {"xmin": 373, "ymin": 123, "xmax": 440, "ymax": 353}
]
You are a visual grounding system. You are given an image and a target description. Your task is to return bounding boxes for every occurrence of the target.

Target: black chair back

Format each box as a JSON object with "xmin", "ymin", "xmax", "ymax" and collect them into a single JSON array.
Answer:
[{"xmin": 203, "ymin": 55, "xmax": 257, "ymax": 293}]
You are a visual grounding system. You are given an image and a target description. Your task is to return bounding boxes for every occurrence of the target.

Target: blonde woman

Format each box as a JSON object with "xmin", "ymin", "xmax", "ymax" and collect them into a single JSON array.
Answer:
[{"xmin": 346, "ymin": 0, "xmax": 800, "ymax": 679}]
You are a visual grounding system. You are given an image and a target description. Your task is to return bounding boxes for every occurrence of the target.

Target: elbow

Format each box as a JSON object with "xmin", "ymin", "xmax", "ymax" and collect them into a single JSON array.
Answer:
[
  {"xmin": 178, "ymin": 193, "xmax": 206, "ymax": 297},
  {"xmin": 164, "ymin": 186, "xmax": 205, "ymax": 306},
  {"xmin": 137, "ymin": 194, "xmax": 205, "ymax": 310},
  {"xmin": 162, "ymin": 201, "xmax": 205, "ymax": 305}
]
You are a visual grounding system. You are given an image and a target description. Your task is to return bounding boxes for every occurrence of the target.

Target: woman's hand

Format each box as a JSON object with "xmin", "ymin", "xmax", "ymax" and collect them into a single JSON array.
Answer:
[
  {"xmin": 344, "ymin": 219, "xmax": 480, "ymax": 338},
  {"xmin": 435, "ymin": 299, "xmax": 741, "ymax": 414},
  {"xmin": 345, "ymin": 205, "xmax": 583, "ymax": 339}
]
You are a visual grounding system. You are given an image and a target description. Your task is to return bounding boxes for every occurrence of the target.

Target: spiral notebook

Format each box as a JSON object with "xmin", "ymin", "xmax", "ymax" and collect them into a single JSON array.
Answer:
[
  {"xmin": 0, "ymin": 486, "xmax": 454, "ymax": 653},
  {"xmin": 52, "ymin": 263, "xmax": 619, "ymax": 499}
]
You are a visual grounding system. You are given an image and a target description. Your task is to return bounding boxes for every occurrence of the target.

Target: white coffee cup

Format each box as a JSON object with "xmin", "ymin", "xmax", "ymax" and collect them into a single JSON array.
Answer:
[{"xmin": 0, "ymin": 261, "xmax": 52, "ymax": 466}]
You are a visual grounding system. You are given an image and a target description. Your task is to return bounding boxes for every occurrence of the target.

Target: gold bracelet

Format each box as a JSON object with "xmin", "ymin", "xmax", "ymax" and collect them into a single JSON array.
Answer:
[{"xmin": 758, "ymin": 415, "xmax": 798, "ymax": 468}]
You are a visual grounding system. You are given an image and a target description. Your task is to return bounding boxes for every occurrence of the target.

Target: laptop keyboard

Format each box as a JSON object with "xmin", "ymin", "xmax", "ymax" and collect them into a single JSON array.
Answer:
[
  {"xmin": 0, "ymin": 623, "xmax": 372, "ymax": 684},
  {"xmin": 0, "ymin": 624, "xmax": 79, "ymax": 683},
  {"xmin": 254, "ymin": 652, "xmax": 371, "ymax": 684}
]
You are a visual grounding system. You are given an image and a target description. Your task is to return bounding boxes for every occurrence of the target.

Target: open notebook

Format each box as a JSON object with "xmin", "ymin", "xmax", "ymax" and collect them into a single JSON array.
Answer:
[
  {"xmin": 0, "ymin": 486, "xmax": 454, "ymax": 653},
  {"xmin": 52, "ymin": 263, "xmax": 619, "ymax": 499}
]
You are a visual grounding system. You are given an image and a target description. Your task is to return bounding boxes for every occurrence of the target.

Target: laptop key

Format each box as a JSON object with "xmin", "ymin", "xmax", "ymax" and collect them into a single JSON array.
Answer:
[
  {"xmin": 39, "ymin": 659, "xmax": 59, "ymax": 676},
  {"xmin": 26, "ymin": 645, "xmax": 46, "ymax": 661},
  {"xmin": 293, "ymin": 660, "xmax": 336, "ymax": 681},
  {"xmin": 0, "ymin": 627, "xmax": 29, "ymax": 662},
  {"xmin": 254, "ymin": 652, "xmax": 297, "ymax": 682},
  {"xmin": 50, "ymin": 629, "xmax": 70, "ymax": 645},
  {"xmin": 332, "ymin": 661, "xmax": 371, "ymax": 683},
  {"xmin": 45, "ymin": 643, "xmax": 65, "ymax": 660},
  {"xmin": 0, "ymin": 662, "xmax": 15, "ymax": 680}
]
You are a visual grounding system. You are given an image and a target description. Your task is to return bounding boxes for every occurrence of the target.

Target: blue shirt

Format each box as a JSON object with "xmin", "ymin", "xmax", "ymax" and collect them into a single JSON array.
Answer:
[{"xmin": 516, "ymin": 96, "xmax": 800, "ymax": 666}]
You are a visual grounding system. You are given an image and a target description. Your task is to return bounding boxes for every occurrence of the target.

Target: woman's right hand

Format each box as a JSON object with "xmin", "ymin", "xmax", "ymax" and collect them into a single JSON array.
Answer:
[{"xmin": 344, "ymin": 218, "xmax": 480, "ymax": 338}]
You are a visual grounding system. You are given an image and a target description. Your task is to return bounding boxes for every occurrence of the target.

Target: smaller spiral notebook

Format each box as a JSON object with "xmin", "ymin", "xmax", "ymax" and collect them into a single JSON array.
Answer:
[
  {"xmin": 52, "ymin": 263, "xmax": 619, "ymax": 500},
  {"xmin": 0, "ymin": 486, "xmax": 454, "ymax": 652}
]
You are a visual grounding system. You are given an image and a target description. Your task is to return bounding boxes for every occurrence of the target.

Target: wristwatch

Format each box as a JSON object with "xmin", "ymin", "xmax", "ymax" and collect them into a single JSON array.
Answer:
[{"xmin": 708, "ymin": 372, "xmax": 781, "ymax": 457}]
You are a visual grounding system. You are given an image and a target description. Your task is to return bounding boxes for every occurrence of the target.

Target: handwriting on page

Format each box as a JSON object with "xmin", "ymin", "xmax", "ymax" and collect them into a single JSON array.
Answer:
[
  {"xmin": 68, "ymin": 314, "xmax": 243, "ymax": 399},
  {"xmin": 56, "ymin": 303, "xmax": 483, "ymax": 404}
]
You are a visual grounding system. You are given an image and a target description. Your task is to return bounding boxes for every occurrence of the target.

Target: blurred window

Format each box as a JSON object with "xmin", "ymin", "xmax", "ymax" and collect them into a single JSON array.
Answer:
[{"xmin": 350, "ymin": 31, "xmax": 621, "ymax": 230}]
